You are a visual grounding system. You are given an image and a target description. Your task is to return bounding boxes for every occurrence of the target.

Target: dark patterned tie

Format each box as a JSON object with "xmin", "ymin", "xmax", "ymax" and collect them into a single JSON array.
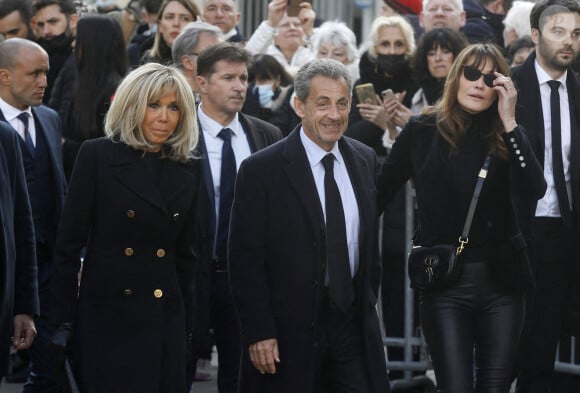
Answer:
[
  {"xmin": 17, "ymin": 112, "xmax": 35, "ymax": 157},
  {"xmin": 321, "ymin": 153, "xmax": 354, "ymax": 313},
  {"xmin": 547, "ymin": 80, "xmax": 572, "ymax": 228},
  {"xmin": 216, "ymin": 128, "xmax": 236, "ymax": 259}
]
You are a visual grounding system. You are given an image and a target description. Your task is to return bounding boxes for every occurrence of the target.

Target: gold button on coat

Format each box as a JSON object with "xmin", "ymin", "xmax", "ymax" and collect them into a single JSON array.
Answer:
[
  {"xmin": 124, "ymin": 289, "xmax": 133, "ymax": 296},
  {"xmin": 154, "ymin": 289, "xmax": 163, "ymax": 298},
  {"xmin": 126, "ymin": 210, "xmax": 135, "ymax": 218},
  {"xmin": 125, "ymin": 247, "xmax": 134, "ymax": 256},
  {"xmin": 156, "ymin": 249, "xmax": 166, "ymax": 258}
]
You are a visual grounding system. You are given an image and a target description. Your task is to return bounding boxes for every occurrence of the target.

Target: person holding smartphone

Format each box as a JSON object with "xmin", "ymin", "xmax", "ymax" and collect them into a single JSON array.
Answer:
[
  {"xmin": 378, "ymin": 43, "xmax": 546, "ymax": 393},
  {"xmin": 244, "ymin": 0, "xmax": 315, "ymax": 77},
  {"xmin": 346, "ymin": 15, "xmax": 417, "ymax": 155}
]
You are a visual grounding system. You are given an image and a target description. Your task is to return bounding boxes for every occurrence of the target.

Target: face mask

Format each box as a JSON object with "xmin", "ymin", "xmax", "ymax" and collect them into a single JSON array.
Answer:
[
  {"xmin": 376, "ymin": 54, "xmax": 408, "ymax": 76},
  {"xmin": 257, "ymin": 84, "xmax": 274, "ymax": 107},
  {"xmin": 38, "ymin": 31, "xmax": 73, "ymax": 53}
]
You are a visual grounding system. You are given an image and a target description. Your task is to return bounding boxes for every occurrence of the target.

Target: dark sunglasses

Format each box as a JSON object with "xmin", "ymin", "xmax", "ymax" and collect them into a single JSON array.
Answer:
[{"xmin": 462, "ymin": 65, "xmax": 496, "ymax": 88}]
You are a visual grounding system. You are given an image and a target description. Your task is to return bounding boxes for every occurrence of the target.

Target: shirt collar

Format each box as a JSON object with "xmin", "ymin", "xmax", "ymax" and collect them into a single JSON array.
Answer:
[
  {"xmin": 198, "ymin": 104, "xmax": 241, "ymax": 138},
  {"xmin": 299, "ymin": 127, "xmax": 344, "ymax": 169},
  {"xmin": 0, "ymin": 97, "xmax": 32, "ymax": 122},
  {"xmin": 534, "ymin": 59, "xmax": 568, "ymax": 90}
]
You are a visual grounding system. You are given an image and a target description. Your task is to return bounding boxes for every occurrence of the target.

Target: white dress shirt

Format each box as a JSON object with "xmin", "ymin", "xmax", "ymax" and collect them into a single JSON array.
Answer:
[
  {"xmin": 198, "ymin": 105, "xmax": 252, "ymax": 254},
  {"xmin": 300, "ymin": 128, "xmax": 360, "ymax": 277},
  {"xmin": 534, "ymin": 60, "xmax": 572, "ymax": 217},
  {"xmin": 0, "ymin": 97, "xmax": 36, "ymax": 146}
]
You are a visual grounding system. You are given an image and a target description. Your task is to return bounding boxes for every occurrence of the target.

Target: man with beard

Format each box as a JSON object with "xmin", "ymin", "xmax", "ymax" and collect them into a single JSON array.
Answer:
[
  {"xmin": 0, "ymin": 0, "xmax": 35, "ymax": 40},
  {"xmin": 32, "ymin": 0, "xmax": 77, "ymax": 106},
  {"xmin": 511, "ymin": 1, "xmax": 580, "ymax": 391}
]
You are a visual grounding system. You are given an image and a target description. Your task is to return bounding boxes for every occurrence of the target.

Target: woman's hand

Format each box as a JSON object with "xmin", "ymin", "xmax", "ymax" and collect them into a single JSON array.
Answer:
[
  {"xmin": 392, "ymin": 103, "xmax": 413, "ymax": 128},
  {"xmin": 298, "ymin": 2, "xmax": 316, "ymax": 37},
  {"xmin": 358, "ymin": 95, "xmax": 388, "ymax": 129},
  {"xmin": 267, "ymin": 0, "xmax": 287, "ymax": 28},
  {"xmin": 493, "ymin": 72, "xmax": 518, "ymax": 132}
]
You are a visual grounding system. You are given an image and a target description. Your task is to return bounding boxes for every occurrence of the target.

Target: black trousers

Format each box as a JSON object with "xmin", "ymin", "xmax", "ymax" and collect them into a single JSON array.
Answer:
[
  {"xmin": 516, "ymin": 218, "xmax": 575, "ymax": 393},
  {"xmin": 312, "ymin": 291, "xmax": 372, "ymax": 393},
  {"xmin": 421, "ymin": 261, "xmax": 525, "ymax": 393}
]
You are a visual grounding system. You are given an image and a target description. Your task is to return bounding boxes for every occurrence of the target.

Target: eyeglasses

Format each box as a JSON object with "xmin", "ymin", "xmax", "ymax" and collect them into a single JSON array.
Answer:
[{"xmin": 463, "ymin": 65, "xmax": 496, "ymax": 88}]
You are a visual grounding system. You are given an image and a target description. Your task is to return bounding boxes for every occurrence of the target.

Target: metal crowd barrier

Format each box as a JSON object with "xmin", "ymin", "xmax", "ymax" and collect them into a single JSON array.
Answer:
[{"xmin": 378, "ymin": 183, "xmax": 580, "ymax": 390}]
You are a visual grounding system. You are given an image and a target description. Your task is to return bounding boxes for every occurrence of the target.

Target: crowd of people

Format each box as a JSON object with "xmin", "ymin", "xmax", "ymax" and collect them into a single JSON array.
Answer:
[{"xmin": 0, "ymin": 0, "xmax": 578, "ymax": 392}]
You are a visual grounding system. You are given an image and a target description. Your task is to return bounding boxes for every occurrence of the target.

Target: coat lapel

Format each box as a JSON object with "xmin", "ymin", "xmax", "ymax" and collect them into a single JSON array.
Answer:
[
  {"xmin": 110, "ymin": 143, "xmax": 168, "ymax": 213},
  {"xmin": 282, "ymin": 128, "xmax": 325, "ymax": 233}
]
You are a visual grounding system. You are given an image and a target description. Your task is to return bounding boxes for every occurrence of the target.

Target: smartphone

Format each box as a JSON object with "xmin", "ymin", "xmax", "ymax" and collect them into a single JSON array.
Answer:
[
  {"xmin": 287, "ymin": 0, "xmax": 313, "ymax": 17},
  {"xmin": 381, "ymin": 89, "xmax": 396, "ymax": 103},
  {"xmin": 355, "ymin": 83, "xmax": 378, "ymax": 105}
]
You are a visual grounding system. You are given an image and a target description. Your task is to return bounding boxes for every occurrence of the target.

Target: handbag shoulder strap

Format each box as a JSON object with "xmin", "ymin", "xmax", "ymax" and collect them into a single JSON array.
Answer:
[{"xmin": 457, "ymin": 153, "xmax": 492, "ymax": 255}]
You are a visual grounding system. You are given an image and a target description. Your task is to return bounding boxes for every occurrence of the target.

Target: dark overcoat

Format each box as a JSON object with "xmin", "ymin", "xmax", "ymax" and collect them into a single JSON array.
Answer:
[
  {"xmin": 228, "ymin": 128, "xmax": 389, "ymax": 393},
  {"xmin": 512, "ymin": 52, "xmax": 580, "ymax": 334},
  {"xmin": 0, "ymin": 122, "xmax": 37, "ymax": 379},
  {"xmin": 50, "ymin": 138, "xmax": 199, "ymax": 393}
]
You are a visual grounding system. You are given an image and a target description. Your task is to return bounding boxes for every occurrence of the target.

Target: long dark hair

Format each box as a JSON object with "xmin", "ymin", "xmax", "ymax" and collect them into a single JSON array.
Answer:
[
  {"xmin": 72, "ymin": 15, "xmax": 128, "ymax": 139},
  {"xmin": 413, "ymin": 28, "xmax": 467, "ymax": 99},
  {"xmin": 424, "ymin": 44, "xmax": 509, "ymax": 159},
  {"xmin": 149, "ymin": 0, "xmax": 200, "ymax": 63}
]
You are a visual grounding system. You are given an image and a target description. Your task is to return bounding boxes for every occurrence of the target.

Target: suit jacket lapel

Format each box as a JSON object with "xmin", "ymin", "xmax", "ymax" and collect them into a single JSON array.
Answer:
[
  {"xmin": 518, "ymin": 53, "xmax": 546, "ymax": 163},
  {"xmin": 110, "ymin": 142, "xmax": 168, "ymax": 213},
  {"xmin": 282, "ymin": 128, "xmax": 325, "ymax": 233}
]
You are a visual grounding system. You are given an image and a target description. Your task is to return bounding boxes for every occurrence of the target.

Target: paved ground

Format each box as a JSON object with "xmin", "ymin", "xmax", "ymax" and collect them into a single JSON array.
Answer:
[{"xmin": 0, "ymin": 362, "xmax": 219, "ymax": 393}]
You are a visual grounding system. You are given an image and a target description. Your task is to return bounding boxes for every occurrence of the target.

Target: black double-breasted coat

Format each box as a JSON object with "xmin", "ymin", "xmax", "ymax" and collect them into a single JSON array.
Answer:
[
  {"xmin": 228, "ymin": 129, "xmax": 389, "ymax": 393},
  {"xmin": 50, "ymin": 138, "xmax": 200, "ymax": 393}
]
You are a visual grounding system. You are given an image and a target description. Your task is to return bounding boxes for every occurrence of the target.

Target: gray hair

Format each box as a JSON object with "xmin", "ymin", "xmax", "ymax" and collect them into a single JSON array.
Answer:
[
  {"xmin": 422, "ymin": 0, "xmax": 463, "ymax": 12},
  {"xmin": 172, "ymin": 21, "xmax": 222, "ymax": 68},
  {"xmin": 311, "ymin": 21, "xmax": 358, "ymax": 64},
  {"xmin": 105, "ymin": 63, "xmax": 198, "ymax": 162},
  {"xmin": 503, "ymin": 1, "xmax": 534, "ymax": 38},
  {"xmin": 294, "ymin": 59, "xmax": 352, "ymax": 103}
]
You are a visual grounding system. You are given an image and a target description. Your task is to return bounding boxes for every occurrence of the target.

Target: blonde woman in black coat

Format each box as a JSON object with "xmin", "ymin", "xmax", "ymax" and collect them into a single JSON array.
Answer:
[{"xmin": 49, "ymin": 63, "xmax": 200, "ymax": 393}]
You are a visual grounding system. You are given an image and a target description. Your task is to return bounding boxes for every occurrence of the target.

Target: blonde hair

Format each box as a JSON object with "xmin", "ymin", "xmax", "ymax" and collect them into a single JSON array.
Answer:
[
  {"xmin": 368, "ymin": 15, "xmax": 416, "ymax": 59},
  {"xmin": 105, "ymin": 63, "xmax": 198, "ymax": 162}
]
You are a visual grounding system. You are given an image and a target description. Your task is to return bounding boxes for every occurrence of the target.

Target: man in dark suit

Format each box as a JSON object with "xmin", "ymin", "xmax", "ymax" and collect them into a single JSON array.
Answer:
[
  {"xmin": 0, "ymin": 38, "xmax": 66, "ymax": 393},
  {"xmin": 0, "ymin": 122, "xmax": 38, "ymax": 386},
  {"xmin": 193, "ymin": 42, "xmax": 282, "ymax": 393},
  {"xmin": 228, "ymin": 59, "xmax": 388, "ymax": 393},
  {"xmin": 511, "ymin": 1, "xmax": 580, "ymax": 391}
]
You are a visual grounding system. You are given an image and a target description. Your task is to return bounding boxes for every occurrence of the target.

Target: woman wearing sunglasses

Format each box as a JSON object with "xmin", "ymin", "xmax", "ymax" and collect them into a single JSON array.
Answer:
[{"xmin": 378, "ymin": 43, "xmax": 546, "ymax": 392}]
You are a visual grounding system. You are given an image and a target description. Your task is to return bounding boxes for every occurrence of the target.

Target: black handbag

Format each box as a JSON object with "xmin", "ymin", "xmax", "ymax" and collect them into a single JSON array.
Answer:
[{"xmin": 408, "ymin": 154, "xmax": 492, "ymax": 290}]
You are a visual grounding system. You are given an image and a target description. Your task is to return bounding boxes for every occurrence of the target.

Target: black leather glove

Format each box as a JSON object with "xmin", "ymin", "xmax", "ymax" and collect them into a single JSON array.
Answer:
[{"xmin": 49, "ymin": 323, "xmax": 73, "ymax": 391}]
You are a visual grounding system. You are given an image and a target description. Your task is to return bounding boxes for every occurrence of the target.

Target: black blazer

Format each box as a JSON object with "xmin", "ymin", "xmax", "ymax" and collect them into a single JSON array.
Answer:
[
  {"xmin": 511, "ymin": 51, "xmax": 580, "ymax": 233},
  {"xmin": 0, "ymin": 122, "xmax": 37, "ymax": 378},
  {"xmin": 378, "ymin": 115, "xmax": 546, "ymax": 288},
  {"xmin": 195, "ymin": 112, "xmax": 283, "ymax": 264},
  {"xmin": 50, "ymin": 138, "xmax": 200, "ymax": 392},
  {"xmin": 228, "ymin": 128, "xmax": 388, "ymax": 393},
  {"xmin": 0, "ymin": 105, "xmax": 67, "ymax": 249}
]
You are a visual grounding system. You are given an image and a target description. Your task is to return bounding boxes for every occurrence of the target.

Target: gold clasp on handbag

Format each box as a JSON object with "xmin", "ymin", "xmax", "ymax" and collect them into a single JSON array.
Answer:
[{"xmin": 456, "ymin": 237, "xmax": 468, "ymax": 255}]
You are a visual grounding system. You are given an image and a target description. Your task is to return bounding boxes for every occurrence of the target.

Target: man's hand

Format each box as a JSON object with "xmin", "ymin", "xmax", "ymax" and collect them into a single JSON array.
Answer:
[
  {"xmin": 249, "ymin": 338, "xmax": 280, "ymax": 374},
  {"xmin": 12, "ymin": 314, "xmax": 36, "ymax": 350}
]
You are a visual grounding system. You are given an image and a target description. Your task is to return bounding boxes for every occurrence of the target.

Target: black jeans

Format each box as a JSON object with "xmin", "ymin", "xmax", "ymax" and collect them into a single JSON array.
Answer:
[{"xmin": 420, "ymin": 261, "xmax": 524, "ymax": 393}]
